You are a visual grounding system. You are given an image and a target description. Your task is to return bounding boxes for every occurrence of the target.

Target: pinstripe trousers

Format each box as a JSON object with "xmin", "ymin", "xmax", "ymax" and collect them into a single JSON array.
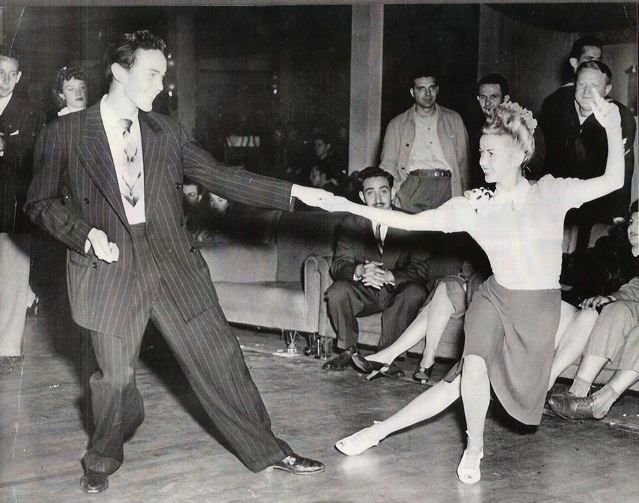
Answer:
[{"xmin": 82, "ymin": 224, "xmax": 292, "ymax": 475}]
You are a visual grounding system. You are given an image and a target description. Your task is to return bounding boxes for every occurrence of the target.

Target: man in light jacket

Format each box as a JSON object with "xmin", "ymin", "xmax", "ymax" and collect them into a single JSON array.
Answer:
[{"xmin": 379, "ymin": 70, "xmax": 469, "ymax": 213}]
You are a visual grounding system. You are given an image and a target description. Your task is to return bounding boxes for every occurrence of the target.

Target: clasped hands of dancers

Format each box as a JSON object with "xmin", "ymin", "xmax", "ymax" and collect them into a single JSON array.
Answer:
[{"xmin": 317, "ymin": 92, "xmax": 624, "ymax": 485}]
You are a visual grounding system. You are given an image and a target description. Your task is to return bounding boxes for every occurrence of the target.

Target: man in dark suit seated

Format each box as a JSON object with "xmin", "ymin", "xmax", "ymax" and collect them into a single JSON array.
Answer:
[
  {"xmin": 25, "ymin": 30, "xmax": 331, "ymax": 494},
  {"xmin": 323, "ymin": 167, "xmax": 430, "ymax": 374}
]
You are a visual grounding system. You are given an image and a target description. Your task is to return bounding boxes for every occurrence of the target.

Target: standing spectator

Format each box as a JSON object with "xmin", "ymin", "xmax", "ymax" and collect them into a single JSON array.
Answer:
[
  {"xmin": 540, "ymin": 35, "xmax": 603, "ymax": 177},
  {"xmin": 53, "ymin": 65, "xmax": 88, "ymax": 117},
  {"xmin": 549, "ymin": 61, "xmax": 635, "ymax": 251},
  {"xmin": 0, "ymin": 49, "xmax": 45, "ymax": 374},
  {"xmin": 380, "ymin": 70, "xmax": 469, "ymax": 213},
  {"xmin": 471, "ymin": 74, "xmax": 545, "ymax": 185}
]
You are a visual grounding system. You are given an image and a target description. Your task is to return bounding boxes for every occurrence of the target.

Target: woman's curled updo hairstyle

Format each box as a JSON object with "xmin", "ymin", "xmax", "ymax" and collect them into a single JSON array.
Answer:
[{"xmin": 482, "ymin": 101, "xmax": 537, "ymax": 172}]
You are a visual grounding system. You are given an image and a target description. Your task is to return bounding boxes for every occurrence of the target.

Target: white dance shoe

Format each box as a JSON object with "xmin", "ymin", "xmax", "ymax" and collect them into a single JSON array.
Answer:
[
  {"xmin": 335, "ymin": 424, "xmax": 382, "ymax": 456},
  {"xmin": 457, "ymin": 447, "xmax": 484, "ymax": 485}
]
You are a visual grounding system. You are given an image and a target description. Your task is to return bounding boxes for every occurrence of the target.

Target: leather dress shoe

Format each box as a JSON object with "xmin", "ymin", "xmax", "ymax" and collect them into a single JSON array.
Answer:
[
  {"xmin": 547, "ymin": 394, "xmax": 596, "ymax": 420},
  {"xmin": 322, "ymin": 347, "xmax": 355, "ymax": 371},
  {"xmin": 271, "ymin": 454, "xmax": 325, "ymax": 475},
  {"xmin": 80, "ymin": 470, "xmax": 109, "ymax": 494},
  {"xmin": 351, "ymin": 354, "xmax": 404, "ymax": 380}
]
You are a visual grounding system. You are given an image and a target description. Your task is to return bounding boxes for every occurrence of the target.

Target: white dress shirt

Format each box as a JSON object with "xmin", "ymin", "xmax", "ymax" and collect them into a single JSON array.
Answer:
[
  {"xmin": 427, "ymin": 176, "xmax": 588, "ymax": 290},
  {"xmin": 0, "ymin": 93, "xmax": 12, "ymax": 116},
  {"xmin": 371, "ymin": 221, "xmax": 388, "ymax": 244},
  {"xmin": 100, "ymin": 96, "xmax": 146, "ymax": 225},
  {"xmin": 407, "ymin": 108, "xmax": 451, "ymax": 173}
]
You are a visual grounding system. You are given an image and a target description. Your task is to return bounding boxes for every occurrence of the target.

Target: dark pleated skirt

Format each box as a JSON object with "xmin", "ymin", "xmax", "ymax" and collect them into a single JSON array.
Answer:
[{"xmin": 444, "ymin": 276, "xmax": 561, "ymax": 425}]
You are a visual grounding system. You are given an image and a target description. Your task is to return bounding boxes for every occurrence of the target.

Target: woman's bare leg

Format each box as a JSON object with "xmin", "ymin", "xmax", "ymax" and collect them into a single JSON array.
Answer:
[
  {"xmin": 457, "ymin": 355, "xmax": 490, "ymax": 484},
  {"xmin": 419, "ymin": 283, "xmax": 455, "ymax": 370},
  {"xmin": 368, "ymin": 281, "xmax": 454, "ymax": 366},
  {"xmin": 335, "ymin": 375, "xmax": 462, "ymax": 455}
]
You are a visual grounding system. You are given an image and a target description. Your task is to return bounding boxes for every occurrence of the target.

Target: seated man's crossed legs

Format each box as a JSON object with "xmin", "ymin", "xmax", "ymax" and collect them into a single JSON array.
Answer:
[{"xmin": 323, "ymin": 278, "xmax": 427, "ymax": 374}]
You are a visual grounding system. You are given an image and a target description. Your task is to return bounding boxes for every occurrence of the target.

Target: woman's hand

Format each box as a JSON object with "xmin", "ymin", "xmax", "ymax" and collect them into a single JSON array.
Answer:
[
  {"xmin": 317, "ymin": 194, "xmax": 352, "ymax": 213},
  {"xmin": 580, "ymin": 295, "xmax": 614, "ymax": 311},
  {"xmin": 591, "ymin": 90, "xmax": 621, "ymax": 131}
]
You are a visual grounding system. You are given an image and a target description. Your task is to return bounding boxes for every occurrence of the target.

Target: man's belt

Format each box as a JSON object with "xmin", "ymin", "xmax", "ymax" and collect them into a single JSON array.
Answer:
[{"xmin": 407, "ymin": 169, "xmax": 451, "ymax": 178}]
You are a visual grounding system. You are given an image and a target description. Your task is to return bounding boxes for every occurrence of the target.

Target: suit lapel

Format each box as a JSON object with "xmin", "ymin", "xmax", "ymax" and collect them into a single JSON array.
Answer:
[
  {"xmin": 139, "ymin": 112, "xmax": 165, "ymax": 219},
  {"xmin": 0, "ymin": 96, "xmax": 23, "ymax": 134},
  {"xmin": 75, "ymin": 104, "xmax": 129, "ymax": 226}
]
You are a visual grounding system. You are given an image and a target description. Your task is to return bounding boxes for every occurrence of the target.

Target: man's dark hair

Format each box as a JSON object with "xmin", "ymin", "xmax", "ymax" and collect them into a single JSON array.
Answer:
[
  {"xmin": 104, "ymin": 30, "xmax": 167, "ymax": 81},
  {"xmin": 313, "ymin": 129, "xmax": 333, "ymax": 145},
  {"xmin": 357, "ymin": 166, "xmax": 394, "ymax": 190},
  {"xmin": 575, "ymin": 60, "xmax": 613, "ymax": 84},
  {"xmin": 477, "ymin": 73, "xmax": 509, "ymax": 97},
  {"xmin": 569, "ymin": 35, "xmax": 603, "ymax": 60},
  {"xmin": 310, "ymin": 163, "xmax": 330, "ymax": 177},
  {"xmin": 410, "ymin": 70, "xmax": 438, "ymax": 87},
  {"xmin": 630, "ymin": 200, "xmax": 638, "ymax": 214},
  {"xmin": 52, "ymin": 65, "xmax": 88, "ymax": 108}
]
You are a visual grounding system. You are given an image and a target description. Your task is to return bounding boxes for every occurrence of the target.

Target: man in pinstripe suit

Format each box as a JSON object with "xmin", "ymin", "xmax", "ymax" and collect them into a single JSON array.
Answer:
[{"xmin": 25, "ymin": 30, "xmax": 329, "ymax": 494}]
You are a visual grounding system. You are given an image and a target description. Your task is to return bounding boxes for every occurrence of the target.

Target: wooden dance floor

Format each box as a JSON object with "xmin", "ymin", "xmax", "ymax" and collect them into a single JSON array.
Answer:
[{"xmin": 2, "ymin": 307, "xmax": 638, "ymax": 502}]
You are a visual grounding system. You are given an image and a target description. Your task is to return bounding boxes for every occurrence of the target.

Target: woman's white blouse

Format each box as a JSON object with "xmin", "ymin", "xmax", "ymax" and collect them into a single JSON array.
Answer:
[{"xmin": 429, "ymin": 175, "xmax": 588, "ymax": 290}]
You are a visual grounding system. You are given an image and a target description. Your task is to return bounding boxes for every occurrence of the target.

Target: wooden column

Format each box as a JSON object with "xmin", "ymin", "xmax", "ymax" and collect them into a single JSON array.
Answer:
[
  {"xmin": 167, "ymin": 9, "xmax": 196, "ymax": 136},
  {"xmin": 348, "ymin": 4, "xmax": 384, "ymax": 174}
]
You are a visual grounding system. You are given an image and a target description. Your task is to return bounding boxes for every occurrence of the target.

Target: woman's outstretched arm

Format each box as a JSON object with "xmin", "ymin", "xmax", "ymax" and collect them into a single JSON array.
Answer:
[{"xmin": 318, "ymin": 197, "xmax": 463, "ymax": 232}]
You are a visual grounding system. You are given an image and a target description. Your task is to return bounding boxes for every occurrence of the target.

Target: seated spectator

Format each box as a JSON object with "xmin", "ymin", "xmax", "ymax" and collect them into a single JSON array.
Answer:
[
  {"xmin": 183, "ymin": 181, "xmax": 240, "ymax": 243},
  {"xmin": 546, "ymin": 60, "xmax": 636, "ymax": 251},
  {"xmin": 322, "ymin": 167, "xmax": 429, "ymax": 373},
  {"xmin": 379, "ymin": 69, "xmax": 469, "ymax": 213},
  {"xmin": 313, "ymin": 130, "xmax": 344, "ymax": 181},
  {"xmin": 471, "ymin": 73, "xmax": 545, "ymax": 185},
  {"xmin": 309, "ymin": 163, "xmax": 340, "ymax": 194},
  {"xmin": 560, "ymin": 217, "xmax": 636, "ymax": 306},
  {"xmin": 548, "ymin": 201, "xmax": 639, "ymax": 419},
  {"xmin": 53, "ymin": 65, "xmax": 88, "ymax": 117}
]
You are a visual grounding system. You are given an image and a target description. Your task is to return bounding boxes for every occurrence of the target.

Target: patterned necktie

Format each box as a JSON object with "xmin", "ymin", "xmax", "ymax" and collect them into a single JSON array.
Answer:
[
  {"xmin": 374, "ymin": 223, "xmax": 384, "ymax": 255},
  {"xmin": 119, "ymin": 118, "xmax": 142, "ymax": 207}
]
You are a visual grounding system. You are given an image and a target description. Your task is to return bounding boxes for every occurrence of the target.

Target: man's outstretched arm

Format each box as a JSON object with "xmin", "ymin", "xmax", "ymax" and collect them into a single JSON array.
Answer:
[{"xmin": 179, "ymin": 124, "xmax": 332, "ymax": 210}]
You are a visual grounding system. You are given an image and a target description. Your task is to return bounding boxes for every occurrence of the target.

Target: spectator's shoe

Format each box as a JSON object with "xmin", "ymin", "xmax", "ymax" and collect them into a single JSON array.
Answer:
[
  {"xmin": 547, "ymin": 394, "xmax": 596, "ymax": 420},
  {"xmin": 0, "ymin": 355, "xmax": 23, "ymax": 375},
  {"xmin": 351, "ymin": 353, "xmax": 404, "ymax": 380},
  {"xmin": 271, "ymin": 454, "xmax": 325, "ymax": 475},
  {"xmin": 322, "ymin": 347, "xmax": 356, "ymax": 371},
  {"xmin": 413, "ymin": 364, "xmax": 434, "ymax": 384},
  {"xmin": 80, "ymin": 470, "xmax": 109, "ymax": 494}
]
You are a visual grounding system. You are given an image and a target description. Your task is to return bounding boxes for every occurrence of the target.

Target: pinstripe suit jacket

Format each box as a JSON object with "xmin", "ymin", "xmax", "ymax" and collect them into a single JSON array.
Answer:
[{"xmin": 25, "ymin": 104, "xmax": 293, "ymax": 336}]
